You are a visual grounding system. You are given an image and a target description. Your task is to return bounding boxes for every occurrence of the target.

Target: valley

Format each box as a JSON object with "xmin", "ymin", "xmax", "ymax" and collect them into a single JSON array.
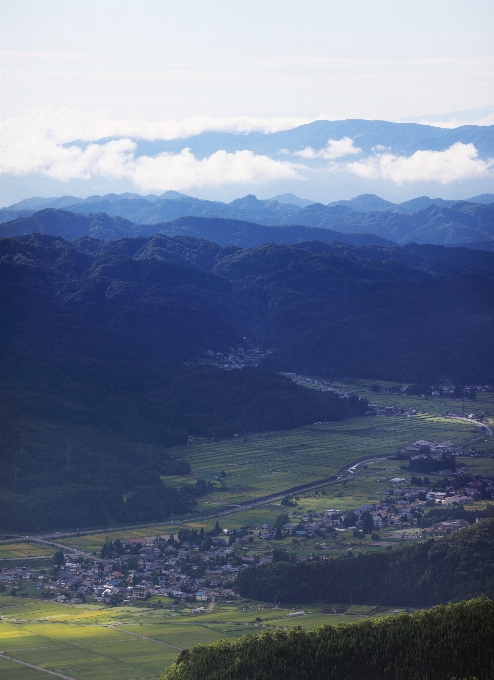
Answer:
[
  {"xmin": 1, "ymin": 380, "xmax": 493, "ymax": 678},
  {"xmin": 2, "ymin": 224, "xmax": 494, "ymax": 679}
]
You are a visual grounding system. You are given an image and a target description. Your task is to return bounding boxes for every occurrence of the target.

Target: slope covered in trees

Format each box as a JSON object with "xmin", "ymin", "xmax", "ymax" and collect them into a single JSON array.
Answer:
[
  {"xmin": 163, "ymin": 597, "xmax": 494, "ymax": 680},
  {"xmin": 0, "ymin": 208, "xmax": 394, "ymax": 247},
  {"xmin": 2, "ymin": 231, "xmax": 494, "ymax": 529},
  {"xmin": 0, "ymin": 233, "xmax": 370, "ymax": 531},
  {"xmin": 237, "ymin": 519, "xmax": 494, "ymax": 606}
]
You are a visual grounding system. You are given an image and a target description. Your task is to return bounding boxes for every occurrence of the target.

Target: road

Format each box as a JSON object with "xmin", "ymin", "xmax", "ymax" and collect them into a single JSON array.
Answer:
[
  {"xmin": 105, "ymin": 625, "xmax": 183, "ymax": 651},
  {"xmin": 1, "ymin": 413, "xmax": 490, "ymax": 551},
  {"xmin": 0, "ymin": 454, "xmax": 390, "ymax": 554}
]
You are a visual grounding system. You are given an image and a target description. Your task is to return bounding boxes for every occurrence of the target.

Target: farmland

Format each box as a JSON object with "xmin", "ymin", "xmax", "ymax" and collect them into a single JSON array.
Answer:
[
  {"xmin": 1, "ymin": 380, "xmax": 492, "ymax": 679},
  {"xmin": 0, "ymin": 544, "xmax": 52, "ymax": 561},
  {"xmin": 59, "ymin": 395, "xmax": 481, "ymax": 554},
  {"xmin": 0, "ymin": 594, "xmax": 406, "ymax": 680}
]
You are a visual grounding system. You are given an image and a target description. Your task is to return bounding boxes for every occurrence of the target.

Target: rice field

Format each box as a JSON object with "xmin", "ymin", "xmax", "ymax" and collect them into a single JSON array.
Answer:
[
  {"xmin": 60, "ymin": 407, "xmax": 479, "ymax": 555},
  {"xmin": 0, "ymin": 595, "xmax": 395, "ymax": 679},
  {"xmin": 0, "ymin": 544, "xmax": 52, "ymax": 561}
]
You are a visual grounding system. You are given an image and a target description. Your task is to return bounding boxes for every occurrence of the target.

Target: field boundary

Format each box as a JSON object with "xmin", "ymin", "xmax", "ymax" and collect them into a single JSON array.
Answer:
[
  {"xmin": 105, "ymin": 625, "xmax": 184, "ymax": 650},
  {"xmin": 0, "ymin": 652, "xmax": 76, "ymax": 679}
]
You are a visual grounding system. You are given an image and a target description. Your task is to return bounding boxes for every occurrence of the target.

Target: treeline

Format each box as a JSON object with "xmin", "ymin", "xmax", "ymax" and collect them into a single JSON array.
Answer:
[
  {"xmin": 416, "ymin": 503, "xmax": 494, "ymax": 528},
  {"xmin": 409, "ymin": 453, "xmax": 456, "ymax": 474},
  {"xmin": 0, "ymin": 481, "xmax": 193, "ymax": 533},
  {"xmin": 237, "ymin": 519, "xmax": 494, "ymax": 606},
  {"xmin": 1, "ymin": 364, "xmax": 366, "ymax": 490},
  {"xmin": 163, "ymin": 597, "xmax": 494, "ymax": 680}
]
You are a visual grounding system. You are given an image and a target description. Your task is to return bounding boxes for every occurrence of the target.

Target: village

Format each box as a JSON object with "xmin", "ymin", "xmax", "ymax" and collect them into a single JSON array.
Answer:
[{"xmin": 2, "ymin": 448, "xmax": 492, "ymax": 609}]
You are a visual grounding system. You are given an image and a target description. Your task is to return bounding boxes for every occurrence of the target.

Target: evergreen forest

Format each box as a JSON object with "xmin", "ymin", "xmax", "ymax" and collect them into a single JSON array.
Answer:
[
  {"xmin": 237, "ymin": 519, "xmax": 494, "ymax": 606},
  {"xmin": 163, "ymin": 597, "xmax": 494, "ymax": 680}
]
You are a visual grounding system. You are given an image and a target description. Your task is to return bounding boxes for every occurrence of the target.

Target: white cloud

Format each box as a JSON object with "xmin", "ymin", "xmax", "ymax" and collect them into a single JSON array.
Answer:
[
  {"xmin": 0, "ymin": 134, "xmax": 302, "ymax": 192},
  {"xmin": 346, "ymin": 143, "xmax": 494, "ymax": 185},
  {"xmin": 0, "ymin": 108, "xmax": 308, "ymax": 191},
  {"xmin": 130, "ymin": 149, "xmax": 302, "ymax": 192},
  {"xmin": 405, "ymin": 113, "xmax": 494, "ymax": 129},
  {"xmin": 295, "ymin": 137, "xmax": 361, "ymax": 160},
  {"xmin": 1, "ymin": 108, "xmax": 316, "ymax": 146}
]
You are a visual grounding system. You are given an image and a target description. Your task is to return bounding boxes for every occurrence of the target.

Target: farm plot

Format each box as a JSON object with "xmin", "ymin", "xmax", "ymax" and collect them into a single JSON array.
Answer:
[
  {"xmin": 180, "ymin": 414, "xmax": 474, "ymax": 503},
  {"xmin": 0, "ymin": 596, "xmax": 398, "ymax": 679},
  {"xmin": 0, "ymin": 544, "xmax": 51, "ymax": 561},
  {"xmin": 60, "ymin": 413, "xmax": 475, "ymax": 555}
]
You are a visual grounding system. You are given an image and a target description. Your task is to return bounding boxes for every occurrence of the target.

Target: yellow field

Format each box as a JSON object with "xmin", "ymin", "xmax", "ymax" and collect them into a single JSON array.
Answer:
[
  {"xmin": 0, "ymin": 543, "xmax": 51, "ymax": 560},
  {"xmin": 0, "ymin": 594, "xmax": 401, "ymax": 679}
]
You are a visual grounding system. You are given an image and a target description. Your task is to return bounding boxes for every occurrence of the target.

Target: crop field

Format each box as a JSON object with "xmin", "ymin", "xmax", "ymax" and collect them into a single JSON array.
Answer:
[
  {"xmin": 59, "ymin": 407, "xmax": 480, "ymax": 556},
  {"xmin": 326, "ymin": 379, "xmax": 494, "ymax": 418},
  {"xmin": 0, "ymin": 595, "xmax": 399, "ymax": 679},
  {"xmin": 3, "ymin": 381, "xmax": 493, "ymax": 679},
  {"xmin": 0, "ymin": 544, "xmax": 52, "ymax": 561},
  {"xmin": 179, "ymin": 414, "xmax": 474, "ymax": 502}
]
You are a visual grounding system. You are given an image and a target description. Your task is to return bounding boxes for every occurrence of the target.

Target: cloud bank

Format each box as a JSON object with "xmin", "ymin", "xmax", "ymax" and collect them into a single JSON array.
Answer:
[
  {"xmin": 1, "ymin": 108, "xmax": 316, "ymax": 145},
  {"xmin": 1, "ymin": 137, "xmax": 302, "ymax": 192},
  {"xmin": 346, "ymin": 143, "xmax": 494, "ymax": 185},
  {"xmin": 1, "ymin": 109, "xmax": 493, "ymax": 194}
]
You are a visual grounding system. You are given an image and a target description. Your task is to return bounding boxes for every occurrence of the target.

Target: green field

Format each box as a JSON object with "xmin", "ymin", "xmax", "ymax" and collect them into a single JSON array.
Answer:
[
  {"xmin": 0, "ymin": 595, "xmax": 398, "ymax": 679},
  {"xmin": 60, "ymin": 405, "xmax": 477, "ymax": 554},
  {"xmin": 2, "ymin": 381, "xmax": 493, "ymax": 678},
  {"xmin": 0, "ymin": 544, "xmax": 52, "ymax": 561}
]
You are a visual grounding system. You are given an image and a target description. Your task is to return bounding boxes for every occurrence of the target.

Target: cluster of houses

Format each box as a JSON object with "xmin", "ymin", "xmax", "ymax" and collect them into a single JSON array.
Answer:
[
  {"xmin": 206, "ymin": 347, "xmax": 262, "ymax": 370},
  {"xmin": 26, "ymin": 538, "xmax": 256, "ymax": 605},
  {"xmin": 3, "ymin": 464, "xmax": 492, "ymax": 602}
]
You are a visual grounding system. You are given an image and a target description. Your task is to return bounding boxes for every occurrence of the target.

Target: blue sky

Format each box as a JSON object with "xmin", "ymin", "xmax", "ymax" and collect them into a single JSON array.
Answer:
[{"xmin": 1, "ymin": 1, "xmax": 493, "ymax": 203}]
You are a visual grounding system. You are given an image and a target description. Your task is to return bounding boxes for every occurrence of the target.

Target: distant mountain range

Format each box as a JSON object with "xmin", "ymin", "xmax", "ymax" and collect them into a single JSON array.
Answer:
[
  {"xmin": 4, "ymin": 118, "xmax": 494, "ymax": 205},
  {"xmin": 0, "ymin": 209, "xmax": 396, "ymax": 248},
  {"xmin": 4, "ymin": 190, "xmax": 493, "ymax": 219},
  {"xmin": 67, "ymin": 119, "xmax": 494, "ymax": 161},
  {"xmin": 1, "ymin": 191, "xmax": 494, "ymax": 248}
]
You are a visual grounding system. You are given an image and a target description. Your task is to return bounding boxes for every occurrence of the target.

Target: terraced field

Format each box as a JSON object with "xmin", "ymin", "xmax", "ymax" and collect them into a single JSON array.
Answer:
[
  {"xmin": 181, "ymin": 413, "xmax": 475, "ymax": 502},
  {"xmin": 60, "ymin": 406, "xmax": 481, "ymax": 554}
]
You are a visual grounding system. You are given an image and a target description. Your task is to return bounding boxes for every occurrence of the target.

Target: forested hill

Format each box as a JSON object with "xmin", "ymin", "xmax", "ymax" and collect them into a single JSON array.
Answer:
[
  {"xmin": 163, "ymin": 598, "xmax": 494, "ymax": 680},
  {"xmin": 2, "ymin": 232, "xmax": 494, "ymax": 529},
  {"xmin": 0, "ymin": 232, "xmax": 371, "ymax": 532},
  {"xmin": 0, "ymin": 209, "xmax": 395, "ymax": 248},
  {"xmin": 3, "ymin": 195, "xmax": 494, "ymax": 246},
  {"xmin": 237, "ymin": 519, "xmax": 494, "ymax": 606},
  {"xmin": 3, "ymin": 231, "xmax": 494, "ymax": 383}
]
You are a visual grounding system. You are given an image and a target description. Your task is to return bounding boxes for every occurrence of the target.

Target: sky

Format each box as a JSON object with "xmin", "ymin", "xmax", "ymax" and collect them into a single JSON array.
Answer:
[{"xmin": 1, "ymin": 0, "xmax": 494, "ymax": 204}]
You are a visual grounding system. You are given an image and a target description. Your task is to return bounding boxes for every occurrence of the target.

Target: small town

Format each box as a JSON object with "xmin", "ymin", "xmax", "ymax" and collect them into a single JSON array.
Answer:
[{"xmin": 2, "ymin": 446, "xmax": 492, "ymax": 608}]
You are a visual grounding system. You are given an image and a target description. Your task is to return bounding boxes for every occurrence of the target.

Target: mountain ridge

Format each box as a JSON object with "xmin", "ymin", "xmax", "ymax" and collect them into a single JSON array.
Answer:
[
  {"xmin": 2, "ymin": 199, "xmax": 494, "ymax": 247},
  {"xmin": 0, "ymin": 209, "xmax": 397, "ymax": 248}
]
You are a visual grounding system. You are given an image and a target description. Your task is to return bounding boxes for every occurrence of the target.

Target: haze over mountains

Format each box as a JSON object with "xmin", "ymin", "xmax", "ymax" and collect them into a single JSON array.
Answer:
[
  {"xmin": 1, "ymin": 191, "xmax": 494, "ymax": 248},
  {"xmin": 4, "ymin": 119, "xmax": 494, "ymax": 203},
  {"xmin": 65, "ymin": 119, "xmax": 494, "ymax": 160}
]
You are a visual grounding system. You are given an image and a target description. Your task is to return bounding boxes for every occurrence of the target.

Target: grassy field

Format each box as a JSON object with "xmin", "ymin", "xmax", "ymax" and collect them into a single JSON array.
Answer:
[{"xmin": 0, "ymin": 595, "xmax": 403, "ymax": 679}]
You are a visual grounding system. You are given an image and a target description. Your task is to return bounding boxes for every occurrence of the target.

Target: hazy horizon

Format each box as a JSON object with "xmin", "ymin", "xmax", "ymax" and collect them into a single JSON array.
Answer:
[{"xmin": 1, "ymin": 1, "xmax": 493, "ymax": 205}]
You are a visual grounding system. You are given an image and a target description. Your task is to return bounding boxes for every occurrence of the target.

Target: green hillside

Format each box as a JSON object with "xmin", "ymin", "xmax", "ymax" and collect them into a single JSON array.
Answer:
[
  {"xmin": 163, "ymin": 597, "xmax": 494, "ymax": 680},
  {"xmin": 238, "ymin": 519, "xmax": 494, "ymax": 606}
]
